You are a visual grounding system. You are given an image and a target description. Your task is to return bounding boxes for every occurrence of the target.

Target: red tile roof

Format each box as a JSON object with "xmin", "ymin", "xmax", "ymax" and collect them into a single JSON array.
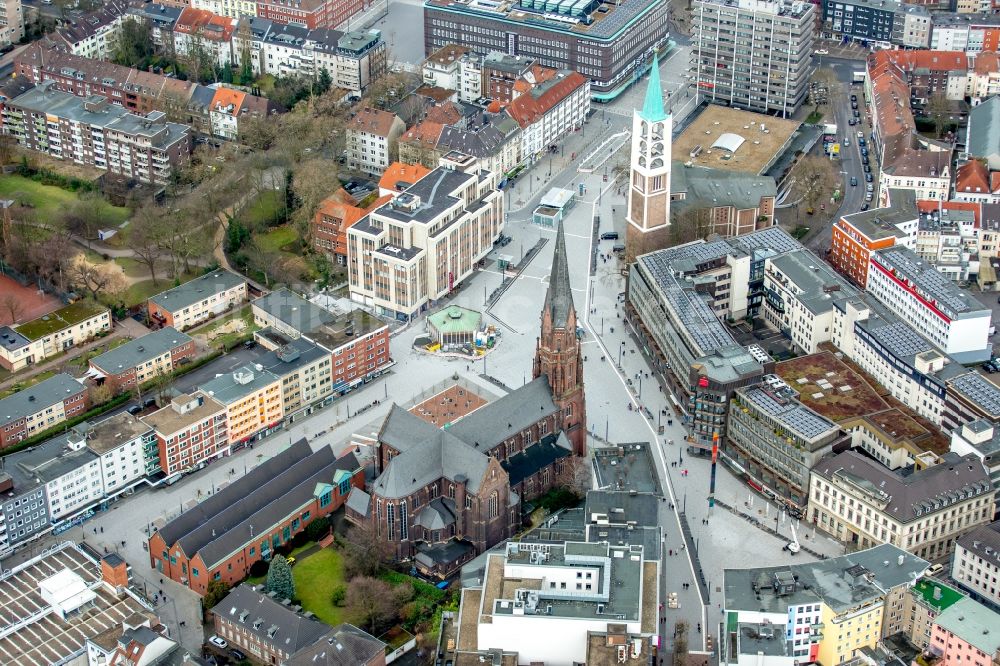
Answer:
[
  {"xmin": 974, "ymin": 51, "xmax": 1000, "ymax": 75},
  {"xmin": 210, "ymin": 87, "xmax": 247, "ymax": 117},
  {"xmin": 378, "ymin": 162, "xmax": 431, "ymax": 192},
  {"xmin": 175, "ymin": 7, "xmax": 235, "ymax": 41},
  {"xmin": 346, "ymin": 107, "xmax": 401, "ymax": 137},
  {"xmin": 506, "ymin": 70, "xmax": 588, "ymax": 128},
  {"xmin": 956, "ymin": 160, "xmax": 991, "ymax": 194},
  {"xmin": 425, "ymin": 101, "xmax": 462, "ymax": 125},
  {"xmin": 400, "ymin": 120, "xmax": 444, "ymax": 148},
  {"xmin": 869, "ymin": 49, "xmax": 969, "ymax": 74}
]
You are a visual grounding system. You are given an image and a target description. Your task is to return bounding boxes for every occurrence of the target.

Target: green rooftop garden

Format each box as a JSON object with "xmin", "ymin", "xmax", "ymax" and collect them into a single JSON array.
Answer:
[
  {"xmin": 912, "ymin": 578, "xmax": 963, "ymax": 612},
  {"xmin": 15, "ymin": 300, "xmax": 107, "ymax": 340}
]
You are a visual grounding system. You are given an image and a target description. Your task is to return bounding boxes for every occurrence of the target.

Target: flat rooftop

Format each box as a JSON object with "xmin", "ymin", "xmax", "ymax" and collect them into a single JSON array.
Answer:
[
  {"xmin": 84, "ymin": 412, "xmax": 153, "ymax": 454},
  {"xmin": 948, "ymin": 372, "xmax": 1000, "ymax": 418},
  {"xmin": 305, "ymin": 309, "xmax": 387, "ymax": 351},
  {"xmin": 740, "ymin": 385, "xmax": 838, "ymax": 444},
  {"xmin": 775, "ymin": 352, "xmax": 888, "ymax": 423},
  {"xmin": 424, "ymin": 0, "xmax": 666, "ymax": 40},
  {"xmin": 673, "ymin": 105, "xmax": 800, "ymax": 175},
  {"xmin": 725, "ymin": 543, "xmax": 929, "ymax": 616},
  {"xmin": 15, "ymin": 300, "xmax": 107, "ymax": 340},
  {"xmin": 409, "ymin": 383, "xmax": 490, "ymax": 427},
  {"xmin": 592, "ymin": 442, "xmax": 662, "ymax": 494},
  {"xmin": 140, "ymin": 392, "xmax": 225, "ymax": 436},
  {"xmin": 0, "ymin": 542, "xmax": 151, "ymax": 666},
  {"xmin": 200, "ymin": 366, "xmax": 279, "ymax": 404},
  {"xmin": 485, "ymin": 542, "xmax": 647, "ymax": 622}
]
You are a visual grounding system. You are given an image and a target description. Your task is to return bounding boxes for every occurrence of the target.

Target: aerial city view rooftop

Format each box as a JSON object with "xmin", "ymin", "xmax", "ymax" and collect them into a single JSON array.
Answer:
[{"xmin": 2, "ymin": 0, "xmax": 1000, "ymax": 663}]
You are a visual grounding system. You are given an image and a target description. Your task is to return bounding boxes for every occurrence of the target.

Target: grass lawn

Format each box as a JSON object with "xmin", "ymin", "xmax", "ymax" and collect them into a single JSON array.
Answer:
[
  {"xmin": 114, "ymin": 257, "xmax": 150, "ymax": 279},
  {"xmin": 256, "ymin": 226, "xmax": 298, "ymax": 253},
  {"xmin": 69, "ymin": 337, "xmax": 130, "ymax": 371},
  {"xmin": 240, "ymin": 190, "xmax": 287, "ymax": 229},
  {"xmin": 0, "ymin": 175, "xmax": 129, "ymax": 227},
  {"xmin": 106, "ymin": 271, "xmax": 200, "ymax": 308},
  {"xmin": 0, "ymin": 369, "xmax": 57, "ymax": 399},
  {"xmin": 247, "ymin": 548, "xmax": 347, "ymax": 626}
]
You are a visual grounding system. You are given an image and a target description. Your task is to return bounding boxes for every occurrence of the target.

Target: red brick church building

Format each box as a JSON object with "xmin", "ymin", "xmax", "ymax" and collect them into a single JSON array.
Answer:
[{"xmin": 346, "ymin": 224, "xmax": 587, "ymax": 577}]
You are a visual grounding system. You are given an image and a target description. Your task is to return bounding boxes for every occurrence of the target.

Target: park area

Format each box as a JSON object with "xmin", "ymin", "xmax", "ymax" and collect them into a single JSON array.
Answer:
[
  {"xmin": 0, "ymin": 175, "xmax": 130, "ymax": 229},
  {"xmin": 238, "ymin": 522, "xmax": 451, "ymax": 646}
]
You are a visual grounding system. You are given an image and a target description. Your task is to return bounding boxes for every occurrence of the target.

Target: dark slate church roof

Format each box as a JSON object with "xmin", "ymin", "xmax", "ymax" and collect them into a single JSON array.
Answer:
[{"xmin": 543, "ymin": 222, "xmax": 574, "ymax": 328}]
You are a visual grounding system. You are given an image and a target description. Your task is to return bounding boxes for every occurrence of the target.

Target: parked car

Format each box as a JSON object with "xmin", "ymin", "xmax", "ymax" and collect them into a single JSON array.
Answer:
[
  {"xmin": 859, "ymin": 137, "xmax": 866, "ymax": 146},
  {"xmin": 850, "ymin": 176, "xmax": 858, "ymax": 186},
  {"xmin": 286, "ymin": 556, "xmax": 297, "ymax": 566},
  {"xmin": 814, "ymin": 48, "xmax": 829, "ymax": 55},
  {"xmin": 600, "ymin": 231, "xmax": 620, "ymax": 240},
  {"xmin": 851, "ymin": 94, "xmax": 858, "ymax": 102},
  {"xmin": 865, "ymin": 173, "xmax": 874, "ymax": 182},
  {"xmin": 230, "ymin": 649, "xmax": 247, "ymax": 661},
  {"xmin": 243, "ymin": 339, "xmax": 256, "ymax": 350},
  {"xmin": 862, "ymin": 155, "xmax": 869, "ymax": 165},
  {"xmin": 857, "ymin": 131, "xmax": 864, "ymax": 139},
  {"xmin": 208, "ymin": 636, "xmax": 228, "ymax": 649},
  {"xmin": 860, "ymin": 203, "xmax": 870, "ymax": 211},
  {"xmin": 982, "ymin": 362, "xmax": 997, "ymax": 373},
  {"xmin": 865, "ymin": 192, "xmax": 873, "ymax": 201},
  {"xmin": 126, "ymin": 405, "xmax": 142, "ymax": 416},
  {"xmin": 861, "ymin": 148, "xmax": 868, "ymax": 157},
  {"xmin": 849, "ymin": 118, "xmax": 857, "ymax": 126}
]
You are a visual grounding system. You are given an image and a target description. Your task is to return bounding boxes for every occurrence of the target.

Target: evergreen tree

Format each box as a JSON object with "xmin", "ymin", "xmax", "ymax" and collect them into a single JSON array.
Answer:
[
  {"xmin": 265, "ymin": 556, "xmax": 295, "ymax": 600},
  {"xmin": 316, "ymin": 68, "xmax": 332, "ymax": 95}
]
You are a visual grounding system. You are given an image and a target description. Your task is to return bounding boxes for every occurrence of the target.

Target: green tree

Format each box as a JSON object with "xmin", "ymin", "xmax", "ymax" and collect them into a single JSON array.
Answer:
[
  {"xmin": 316, "ymin": 68, "xmax": 332, "ymax": 96},
  {"xmin": 202, "ymin": 579, "xmax": 230, "ymax": 612},
  {"xmin": 221, "ymin": 62, "xmax": 234, "ymax": 84},
  {"xmin": 111, "ymin": 19, "xmax": 154, "ymax": 68},
  {"xmin": 265, "ymin": 555, "xmax": 295, "ymax": 600}
]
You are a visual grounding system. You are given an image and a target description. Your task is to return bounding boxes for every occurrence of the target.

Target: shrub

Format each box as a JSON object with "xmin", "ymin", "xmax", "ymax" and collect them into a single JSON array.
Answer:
[
  {"xmin": 331, "ymin": 585, "xmax": 346, "ymax": 607},
  {"xmin": 304, "ymin": 516, "xmax": 330, "ymax": 541}
]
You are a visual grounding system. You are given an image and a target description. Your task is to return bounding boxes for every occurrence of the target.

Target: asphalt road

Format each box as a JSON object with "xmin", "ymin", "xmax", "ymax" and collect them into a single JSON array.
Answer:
[{"xmin": 805, "ymin": 57, "xmax": 879, "ymax": 254}]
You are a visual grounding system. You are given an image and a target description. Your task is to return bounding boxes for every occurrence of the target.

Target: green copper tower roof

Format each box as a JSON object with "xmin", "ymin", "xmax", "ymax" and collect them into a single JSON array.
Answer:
[{"xmin": 640, "ymin": 53, "xmax": 667, "ymax": 122}]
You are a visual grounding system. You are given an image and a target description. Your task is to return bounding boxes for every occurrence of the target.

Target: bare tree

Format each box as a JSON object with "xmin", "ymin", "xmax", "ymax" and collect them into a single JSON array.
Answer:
[
  {"xmin": 128, "ymin": 209, "xmax": 166, "ymax": 285},
  {"xmin": 290, "ymin": 158, "xmax": 341, "ymax": 241},
  {"xmin": 793, "ymin": 154, "xmax": 837, "ymax": 214},
  {"xmin": 673, "ymin": 620, "xmax": 690, "ymax": 666},
  {"xmin": 0, "ymin": 135, "xmax": 16, "ymax": 167},
  {"xmin": 69, "ymin": 255, "xmax": 127, "ymax": 300},
  {"xmin": 345, "ymin": 577, "xmax": 398, "ymax": 635},
  {"xmin": 62, "ymin": 192, "xmax": 109, "ymax": 245},
  {"xmin": 1, "ymin": 294, "xmax": 23, "ymax": 324},
  {"xmin": 555, "ymin": 456, "xmax": 593, "ymax": 498},
  {"xmin": 926, "ymin": 93, "xmax": 951, "ymax": 139},
  {"xmin": 669, "ymin": 207, "xmax": 714, "ymax": 245},
  {"xmin": 28, "ymin": 232, "xmax": 74, "ymax": 292},
  {"xmin": 341, "ymin": 523, "xmax": 393, "ymax": 579}
]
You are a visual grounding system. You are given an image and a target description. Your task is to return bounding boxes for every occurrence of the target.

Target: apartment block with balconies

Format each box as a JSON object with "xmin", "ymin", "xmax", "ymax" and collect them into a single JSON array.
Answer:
[{"xmin": 690, "ymin": 0, "xmax": 816, "ymax": 118}]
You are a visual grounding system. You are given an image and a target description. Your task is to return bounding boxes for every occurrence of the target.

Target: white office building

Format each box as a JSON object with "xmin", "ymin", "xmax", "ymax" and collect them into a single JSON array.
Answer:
[{"xmin": 867, "ymin": 247, "xmax": 992, "ymax": 360}]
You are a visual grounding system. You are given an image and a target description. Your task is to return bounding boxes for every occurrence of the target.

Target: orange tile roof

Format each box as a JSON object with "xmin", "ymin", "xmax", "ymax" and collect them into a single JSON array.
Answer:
[
  {"xmin": 956, "ymin": 160, "xmax": 991, "ymax": 194},
  {"xmin": 506, "ymin": 70, "xmax": 588, "ymax": 128},
  {"xmin": 974, "ymin": 51, "xmax": 1000, "ymax": 75},
  {"xmin": 210, "ymin": 87, "xmax": 247, "ymax": 117},
  {"xmin": 870, "ymin": 49, "xmax": 968, "ymax": 74},
  {"xmin": 992, "ymin": 172, "xmax": 1000, "ymax": 193},
  {"xmin": 346, "ymin": 107, "xmax": 401, "ymax": 137},
  {"xmin": 425, "ymin": 101, "xmax": 462, "ymax": 125},
  {"xmin": 400, "ymin": 120, "xmax": 444, "ymax": 148},
  {"xmin": 425, "ymin": 44, "xmax": 469, "ymax": 66},
  {"xmin": 379, "ymin": 162, "xmax": 431, "ymax": 192},
  {"xmin": 175, "ymin": 7, "xmax": 234, "ymax": 41}
]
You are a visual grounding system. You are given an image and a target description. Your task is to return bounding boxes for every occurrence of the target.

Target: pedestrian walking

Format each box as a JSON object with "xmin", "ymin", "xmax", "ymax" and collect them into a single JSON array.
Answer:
[{"xmin": 100, "ymin": 526, "xmax": 104, "ymax": 533}]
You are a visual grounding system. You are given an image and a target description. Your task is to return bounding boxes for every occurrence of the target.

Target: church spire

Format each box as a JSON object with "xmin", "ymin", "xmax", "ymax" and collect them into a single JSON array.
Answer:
[
  {"xmin": 543, "ymin": 221, "xmax": 574, "ymax": 329},
  {"xmin": 639, "ymin": 53, "xmax": 667, "ymax": 123}
]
